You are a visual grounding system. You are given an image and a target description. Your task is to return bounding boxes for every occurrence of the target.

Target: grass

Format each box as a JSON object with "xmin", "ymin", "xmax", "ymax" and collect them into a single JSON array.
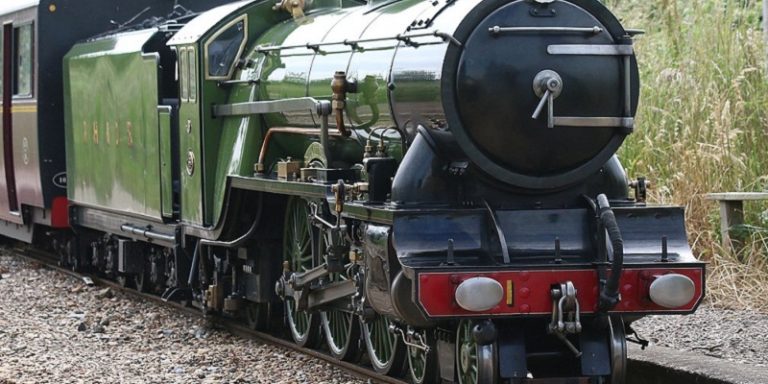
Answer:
[{"xmin": 605, "ymin": 0, "xmax": 768, "ymax": 310}]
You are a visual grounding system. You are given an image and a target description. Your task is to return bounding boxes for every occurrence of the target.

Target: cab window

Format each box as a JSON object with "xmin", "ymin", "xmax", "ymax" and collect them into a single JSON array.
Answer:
[
  {"xmin": 205, "ymin": 18, "xmax": 246, "ymax": 79},
  {"xmin": 14, "ymin": 23, "xmax": 33, "ymax": 97},
  {"xmin": 179, "ymin": 47, "xmax": 188, "ymax": 101},
  {"xmin": 187, "ymin": 48, "xmax": 196, "ymax": 102}
]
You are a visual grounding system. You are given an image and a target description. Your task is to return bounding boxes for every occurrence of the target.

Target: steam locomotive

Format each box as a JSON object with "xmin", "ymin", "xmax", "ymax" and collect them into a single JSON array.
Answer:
[{"xmin": 0, "ymin": 0, "xmax": 704, "ymax": 382}]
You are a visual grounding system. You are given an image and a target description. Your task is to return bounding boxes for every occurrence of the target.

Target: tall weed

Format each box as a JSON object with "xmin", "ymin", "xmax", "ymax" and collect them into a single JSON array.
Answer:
[{"xmin": 608, "ymin": 0, "xmax": 768, "ymax": 310}]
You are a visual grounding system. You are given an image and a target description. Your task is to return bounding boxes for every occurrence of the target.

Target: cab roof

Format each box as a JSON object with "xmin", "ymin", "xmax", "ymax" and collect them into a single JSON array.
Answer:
[
  {"xmin": 0, "ymin": 0, "xmax": 39, "ymax": 16},
  {"xmin": 167, "ymin": 0, "xmax": 253, "ymax": 45}
]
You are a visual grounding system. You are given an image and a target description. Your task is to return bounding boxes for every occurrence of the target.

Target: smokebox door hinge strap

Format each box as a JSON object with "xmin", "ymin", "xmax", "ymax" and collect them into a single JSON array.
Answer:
[{"xmin": 542, "ymin": 43, "xmax": 636, "ymax": 133}]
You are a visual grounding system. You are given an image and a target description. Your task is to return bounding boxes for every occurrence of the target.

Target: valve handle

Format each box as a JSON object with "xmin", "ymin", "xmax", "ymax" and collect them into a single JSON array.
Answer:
[
  {"xmin": 531, "ymin": 89, "xmax": 552, "ymax": 120},
  {"xmin": 531, "ymin": 70, "xmax": 563, "ymax": 129}
]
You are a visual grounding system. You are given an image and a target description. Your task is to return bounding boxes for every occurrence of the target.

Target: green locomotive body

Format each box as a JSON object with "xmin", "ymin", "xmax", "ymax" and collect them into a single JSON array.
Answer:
[
  {"xmin": 65, "ymin": 29, "xmax": 168, "ymax": 219},
  {"xmin": 0, "ymin": 0, "xmax": 234, "ymax": 240},
  {"xmin": 65, "ymin": 1, "xmax": 281, "ymax": 226},
  {"xmin": 5, "ymin": 0, "xmax": 709, "ymax": 382}
]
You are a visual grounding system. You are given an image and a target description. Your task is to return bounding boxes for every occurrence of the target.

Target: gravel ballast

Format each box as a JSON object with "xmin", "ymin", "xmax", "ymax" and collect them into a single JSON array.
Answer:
[
  {"xmin": 2, "ymin": 249, "xmax": 766, "ymax": 382},
  {"xmin": 0, "ymin": 252, "xmax": 364, "ymax": 384},
  {"xmin": 632, "ymin": 306, "xmax": 768, "ymax": 367}
]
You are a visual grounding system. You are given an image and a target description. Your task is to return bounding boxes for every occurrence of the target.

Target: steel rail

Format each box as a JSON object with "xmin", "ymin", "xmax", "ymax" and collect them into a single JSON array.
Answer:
[{"xmin": 15, "ymin": 247, "xmax": 406, "ymax": 384}]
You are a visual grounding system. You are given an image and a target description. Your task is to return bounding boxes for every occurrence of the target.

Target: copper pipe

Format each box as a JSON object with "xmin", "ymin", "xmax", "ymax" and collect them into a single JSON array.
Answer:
[
  {"xmin": 331, "ymin": 71, "xmax": 352, "ymax": 137},
  {"xmin": 256, "ymin": 127, "xmax": 340, "ymax": 173}
]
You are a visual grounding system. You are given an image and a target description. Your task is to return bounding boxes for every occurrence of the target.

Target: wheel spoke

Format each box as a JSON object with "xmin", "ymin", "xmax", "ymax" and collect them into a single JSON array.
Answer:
[
  {"xmin": 375, "ymin": 320, "xmax": 383, "ymax": 356},
  {"xmin": 457, "ymin": 320, "xmax": 497, "ymax": 384},
  {"xmin": 363, "ymin": 314, "xmax": 406, "ymax": 375},
  {"xmin": 379, "ymin": 320, "xmax": 390, "ymax": 358},
  {"xmin": 284, "ymin": 198, "xmax": 320, "ymax": 347},
  {"xmin": 317, "ymin": 221, "xmax": 359, "ymax": 361},
  {"xmin": 299, "ymin": 237, "xmax": 310, "ymax": 256},
  {"xmin": 407, "ymin": 328, "xmax": 431, "ymax": 384}
]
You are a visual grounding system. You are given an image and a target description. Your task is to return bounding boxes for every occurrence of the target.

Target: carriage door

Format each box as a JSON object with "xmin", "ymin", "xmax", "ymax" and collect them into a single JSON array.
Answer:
[{"xmin": 2, "ymin": 23, "xmax": 18, "ymax": 214}]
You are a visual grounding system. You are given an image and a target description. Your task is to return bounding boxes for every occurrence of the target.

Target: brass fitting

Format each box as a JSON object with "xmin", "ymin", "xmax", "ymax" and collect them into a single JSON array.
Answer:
[
  {"xmin": 331, "ymin": 71, "xmax": 354, "ymax": 137},
  {"xmin": 354, "ymin": 182, "xmax": 369, "ymax": 193},
  {"xmin": 332, "ymin": 179, "xmax": 346, "ymax": 215},
  {"xmin": 273, "ymin": 0, "xmax": 305, "ymax": 19},
  {"xmin": 376, "ymin": 140, "xmax": 387, "ymax": 157},
  {"xmin": 349, "ymin": 249, "xmax": 361, "ymax": 263},
  {"xmin": 364, "ymin": 139, "xmax": 373, "ymax": 158}
]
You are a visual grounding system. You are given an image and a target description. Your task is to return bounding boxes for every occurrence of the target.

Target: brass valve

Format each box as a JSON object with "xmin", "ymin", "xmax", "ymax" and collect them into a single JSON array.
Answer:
[
  {"xmin": 273, "ymin": 0, "xmax": 305, "ymax": 19},
  {"xmin": 332, "ymin": 179, "xmax": 346, "ymax": 215},
  {"xmin": 332, "ymin": 181, "xmax": 368, "ymax": 207},
  {"xmin": 331, "ymin": 71, "xmax": 356, "ymax": 137},
  {"xmin": 375, "ymin": 141, "xmax": 388, "ymax": 157}
]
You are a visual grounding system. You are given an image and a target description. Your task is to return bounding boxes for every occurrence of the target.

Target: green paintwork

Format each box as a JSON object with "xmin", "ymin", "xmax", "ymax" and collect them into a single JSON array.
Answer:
[
  {"xmin": 174, "ymin": 0, "xmax": 367, "ymax": 226},
  {"xmin": 168, "ymin": 1, "xmax": 291, "ymax": 226},
  {"xmin": 198, "ymin": 0, "xmax": 413, "ymax": 227},
  {"xmin": 178, "ymin": 44, "xmax": 204, "ymax": 224},
  {"xmin": 75, "ymin": 0, "xmax": 426, "ymax": 227},
  {"xmin": 60, "ymin": 0, "xmax": 440, "ymax": 233},
  {"xmin": 250, "ymin": 0, "xmax": 430, "ymax": 129},
  {"xmin": 202, "ymin": 4, "xmax": 287, "ymax": 226},
  {"xmin": 64, "ymin": 29, "xmax": 164, "ymax": 221},
  {"xmin": 158, "ymin": 107, "xmax": 173, "ymax": 218}
]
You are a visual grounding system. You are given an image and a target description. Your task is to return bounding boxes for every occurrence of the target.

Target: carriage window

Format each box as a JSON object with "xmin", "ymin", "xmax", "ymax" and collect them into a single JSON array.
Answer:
[
  {"xmin": 179, "ymin": 48, "xmax": 189, "ymax": 101},
  {"xmin": 14, "ymin": 23, "xmax": 33, "ymax": 96},
  {"xmin": 187, "ymin": 48, "xmax": 196, "ymax": 102},
  {"xmin": 205, "ymin": 18, "xmax": 245, "ymax": 79}
]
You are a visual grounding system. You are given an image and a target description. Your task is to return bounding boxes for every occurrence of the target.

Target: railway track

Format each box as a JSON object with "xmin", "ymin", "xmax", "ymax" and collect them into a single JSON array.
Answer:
[
  {"xmin": 15, "ymin": 246, "xmax": 406, "ymax": 384},
  {"xmin": 16, "ymin": 246, "xmax": 748, "ymax": 384}
]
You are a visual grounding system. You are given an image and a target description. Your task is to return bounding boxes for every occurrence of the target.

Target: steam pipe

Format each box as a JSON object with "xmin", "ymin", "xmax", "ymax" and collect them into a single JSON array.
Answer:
[
  {"xmin": 597, "ymin": 194, "xmax": 623, "ymax": 312},
  {"xmin": 320, "ymin": 112, "xmax": 331, "ymax": 167},
  {"xmin": 256, "ymin": 127, "xmax": 339, "ymax": 173},
  {"xmin": 331, "ymin": 71, "xmax": 353, "ymax": 137}
]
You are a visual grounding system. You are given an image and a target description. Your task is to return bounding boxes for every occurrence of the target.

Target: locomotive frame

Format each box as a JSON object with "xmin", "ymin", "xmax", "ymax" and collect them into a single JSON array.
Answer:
[{"xmin": 0, "ymin": 0, "xmax": 705, "ymax": 383}]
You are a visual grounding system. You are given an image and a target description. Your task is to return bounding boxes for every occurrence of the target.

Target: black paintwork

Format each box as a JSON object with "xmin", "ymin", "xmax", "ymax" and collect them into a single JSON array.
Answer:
[
  {"xmin": 498, "ymin": 326, "xmax": 527, "ymax": 378},
  {"xmin": 391, "ymin": 127, "xmax": 463, "ymax": 206},
  {"xmin": 39, "ymin": 1, "xmax": 704, "ymax": 379},
  {"xmin": 579, "ymin": 320, "xmax": 612, "ymax": 376},
  {"xmin": 364, "ymin": 157, "xmax": 397, "ymax": 203},
  {"xmin": 392, "ymin": 205, "xmax": 696, "ymax": 271},
  {"xmin": 392, "ymin": 127, "xmax": 631, "ymax": 210},
  {"xmin": 441, "ymin": 0, "xmax": 640, "ymax": 190}
]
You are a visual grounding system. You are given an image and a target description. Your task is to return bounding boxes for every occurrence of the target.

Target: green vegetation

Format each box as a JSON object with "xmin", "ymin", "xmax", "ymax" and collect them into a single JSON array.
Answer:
[{"xmin": 607, "ymin": 0, "xmax": 768, "ymax": 309}]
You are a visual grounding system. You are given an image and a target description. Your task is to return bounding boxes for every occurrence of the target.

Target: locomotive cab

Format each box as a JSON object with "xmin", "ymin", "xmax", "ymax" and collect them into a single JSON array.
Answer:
[{"xmin": 168, "ymin": 1, "xmax": 257, "ymax": 226}]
